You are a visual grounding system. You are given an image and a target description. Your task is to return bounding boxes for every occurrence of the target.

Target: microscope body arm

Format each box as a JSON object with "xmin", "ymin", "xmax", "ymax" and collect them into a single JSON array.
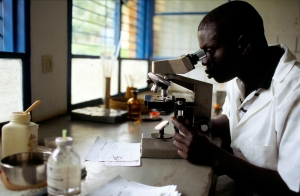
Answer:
[
  {"xmin": 141, "ymin": 51, "xmax": 212, "ymax": 159},
  {"xmin": 165, "ymin": 74, "xmax": 212, "ymax": 119}
]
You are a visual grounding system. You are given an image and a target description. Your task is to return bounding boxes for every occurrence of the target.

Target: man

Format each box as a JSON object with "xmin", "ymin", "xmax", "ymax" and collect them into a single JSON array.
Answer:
[{"xmin": 172, "ymin": 1, "xmax": 300, "ymax": 195}]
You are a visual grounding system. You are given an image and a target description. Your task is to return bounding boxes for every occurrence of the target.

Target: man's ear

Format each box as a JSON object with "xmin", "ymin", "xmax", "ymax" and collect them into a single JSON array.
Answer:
[{"xmin": 237, "ymin": 34, "xmax": 252, "ymax": 55}]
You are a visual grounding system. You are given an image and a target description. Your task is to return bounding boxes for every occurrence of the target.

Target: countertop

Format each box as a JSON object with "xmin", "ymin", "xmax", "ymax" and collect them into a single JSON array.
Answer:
[{"xmin": 0, "ymin": 113, "xmax": 216, "ymax": 196}]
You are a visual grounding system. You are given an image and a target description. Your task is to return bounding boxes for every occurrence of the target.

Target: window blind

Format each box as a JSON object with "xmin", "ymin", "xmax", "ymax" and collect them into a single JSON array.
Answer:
[
  {"xmin": 72, "ymin": 0, "xmax": 118, "ymax": 56},
  {"xmin": 121, "ymin": 0, "xmax": 152, "ymax": 59},
  {"xmin": 152, "ymin": 0, "xmax": 218, "ymax": 59},
  {"xmin": 121, "ymin": 0, "xmax": 138, "ymax": 58}
]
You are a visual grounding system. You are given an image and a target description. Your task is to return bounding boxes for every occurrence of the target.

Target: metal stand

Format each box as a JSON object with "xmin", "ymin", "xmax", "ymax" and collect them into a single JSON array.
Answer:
[{"xmin": 150, "ymin": 128, "xmax": 172, "ymax": 139}]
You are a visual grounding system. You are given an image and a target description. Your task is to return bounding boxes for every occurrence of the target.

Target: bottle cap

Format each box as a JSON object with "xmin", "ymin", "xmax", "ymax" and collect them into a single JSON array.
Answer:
[
  {"xmin": 131, "ymin": 89, "xmax": 138, "ymax": 93},
  {"xmin": 55, "ymin": 137, "xmax": 73, "ymax": 147},
  {"xmin": 10, "ymin": 112, "xmax": 31, "ymax": 122}
]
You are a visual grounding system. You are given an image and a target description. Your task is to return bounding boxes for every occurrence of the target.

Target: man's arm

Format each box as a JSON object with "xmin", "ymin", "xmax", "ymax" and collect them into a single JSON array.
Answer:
[
  {"xmin": 216, "ymin": 146, "xmax": 299, "ymax": 196},
  {"xmin": 172, "ymin": 117, "xmax": 300, "ymax": 195},
  {"xmin": 210, "ymin": 115, "xmax": 232, "ymax": 154},
  {"xmin": 210, "ymin": 114, "xmax": 230, "ymax": 138}
]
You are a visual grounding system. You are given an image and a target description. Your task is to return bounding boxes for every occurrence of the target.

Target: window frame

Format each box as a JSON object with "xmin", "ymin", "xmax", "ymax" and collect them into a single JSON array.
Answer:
[
  {"xmin": 0, "ymin": 0, "xmax": 31, "ymax": 127},
  {"xmin": 67, "ymin": 0, "xmax": 153, "ymax": 111}
]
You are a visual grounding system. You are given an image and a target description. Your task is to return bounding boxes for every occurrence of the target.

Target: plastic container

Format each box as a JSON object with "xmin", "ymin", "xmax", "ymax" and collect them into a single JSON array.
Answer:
[
  {"xmin": 47, "ymin": 137, "xmax": 81, "ymax": 195},
  {"xmin": 1, "ymin": 112, "xmax": 38, "ymax": 159}
]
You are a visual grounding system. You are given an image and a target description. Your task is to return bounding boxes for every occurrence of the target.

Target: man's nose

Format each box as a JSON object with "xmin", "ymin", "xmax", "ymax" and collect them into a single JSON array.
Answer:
[{"xmin": 201, "ymin": 56, "xmax": 208, "ymax": 65}]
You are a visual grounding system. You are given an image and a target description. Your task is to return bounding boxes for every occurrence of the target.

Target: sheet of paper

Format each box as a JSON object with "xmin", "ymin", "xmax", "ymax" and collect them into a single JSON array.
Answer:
[
  {"xmin": 88, "ymin": 175, "xmax": 181, "ymax": 196},
  {"xmin": 88, "ymin": 175, "xmax": 129, "ymax": 196},
  {"xmin": 85, "ymin": 137, "xmax": 141, "ymax": 166},
  {"xmin": 104, "ymin": 159, "xmax": 140, "ymax": 166},
  {"xmin": 127, "ymin": 181, "xmax": 179, "ymax": 196}
]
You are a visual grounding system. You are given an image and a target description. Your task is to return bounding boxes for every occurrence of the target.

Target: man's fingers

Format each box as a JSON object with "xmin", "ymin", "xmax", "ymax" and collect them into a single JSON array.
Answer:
[
  {"xmin": 171, "ymin": 117, "xmax": 190, "ymax": 136},
  {"xmin": 173, "ymin": 140, "xmax": 188, "ymax": 159},
  {"xmin": 173, "ymin": 139, "xmax": 184, "ymax": 151},
  {"xmin": 177, "ymin": 150, "xmax": 187, "ymax": 159},
  {"xmin": 173, "ymin": 130, "xmax": 184, "ymax": 142}
]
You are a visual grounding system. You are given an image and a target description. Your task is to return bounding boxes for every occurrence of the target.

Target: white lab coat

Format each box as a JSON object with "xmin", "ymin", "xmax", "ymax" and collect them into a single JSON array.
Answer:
[{"xmin": 222, "ymin": 44, "xmax": 300, "ymax": 192}]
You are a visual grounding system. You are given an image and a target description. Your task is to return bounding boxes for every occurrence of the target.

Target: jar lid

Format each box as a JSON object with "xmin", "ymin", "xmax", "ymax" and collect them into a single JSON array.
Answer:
[
  {"xmin": 55, "ymin": 137, "xmax": 73, "ymax": 146},
  {"xmin": 10, "ymin": 112, "xmax": 31, "ymax": 122}
]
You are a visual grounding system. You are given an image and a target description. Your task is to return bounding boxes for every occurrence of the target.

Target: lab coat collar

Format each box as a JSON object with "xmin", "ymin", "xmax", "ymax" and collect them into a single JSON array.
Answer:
[
  {"xmin": 272, "ymin": 44, "xmax": 297, "ymax": 83},
  {"xmin": 236, "ymin": 44, "xmax": 296, "ymax": 128},
  {"xmin": 236, "ymin": 87, "xmax": 272, "ymax": 128}
]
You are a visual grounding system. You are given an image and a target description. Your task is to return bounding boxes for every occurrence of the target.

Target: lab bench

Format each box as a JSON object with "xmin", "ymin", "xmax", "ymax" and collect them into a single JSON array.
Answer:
[{"xmin": 0, "ymin": 113, "xmax": 216, "ymax": 196}]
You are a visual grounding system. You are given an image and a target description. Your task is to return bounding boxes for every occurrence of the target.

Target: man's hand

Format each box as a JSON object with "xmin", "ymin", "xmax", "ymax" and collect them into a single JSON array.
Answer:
[{"xmin": 171, "ymin": 116, "xmax": 221, "ymax": 166}]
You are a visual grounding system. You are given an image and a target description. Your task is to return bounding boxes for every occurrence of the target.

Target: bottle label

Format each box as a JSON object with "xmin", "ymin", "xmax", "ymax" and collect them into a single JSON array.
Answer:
[
  {"xmin": 28, "ymin": 133, "xmax": 37, "ymax": 152},
  {"xmin": 47, "ymin": 163, "xmax": 81, "ymax": 193}
]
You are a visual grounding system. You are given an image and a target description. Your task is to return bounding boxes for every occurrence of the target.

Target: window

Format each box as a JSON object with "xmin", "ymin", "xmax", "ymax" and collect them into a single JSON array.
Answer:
[
  {"xmin": 69, "ymin": 0, "xmax": 120, "ymax": 109},
  {"xmin": 0, "ymin": 0, "xmax": 30, "ymax": 125},
  {"xmin": 69, "ymin": 0, "xmax": 152, "ymax": 111}
]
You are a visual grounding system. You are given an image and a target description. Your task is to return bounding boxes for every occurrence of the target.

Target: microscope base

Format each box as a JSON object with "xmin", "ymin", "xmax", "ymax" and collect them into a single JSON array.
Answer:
[{"xmin": 140, "ymin": 133, "xmax": 181, "ymax": 159}]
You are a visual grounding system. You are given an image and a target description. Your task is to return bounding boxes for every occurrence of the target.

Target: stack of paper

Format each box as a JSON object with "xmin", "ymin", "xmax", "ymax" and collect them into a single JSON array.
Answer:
[
  {"xmin": 85, "ymin": 137, "xmax": 141, "ymax": 166},
  {"xmin": 88, "ymin": 175, "xmax": 181, "ymax": 196}
]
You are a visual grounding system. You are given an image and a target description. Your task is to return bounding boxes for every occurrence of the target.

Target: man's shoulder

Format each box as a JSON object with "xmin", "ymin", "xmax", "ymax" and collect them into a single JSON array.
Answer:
[
  {"xmin": 279, "ymin": 61, "xmax": 300, "ymax": 81},
  {"xmin": 272, "ymin": 60, "xmax": 300, "ymax": 101}
]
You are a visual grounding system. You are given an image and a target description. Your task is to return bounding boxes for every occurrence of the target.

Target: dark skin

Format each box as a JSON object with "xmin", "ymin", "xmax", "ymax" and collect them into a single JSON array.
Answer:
[{"xmin": 172, "ymin": 26, "xmax": 299, "ymax": 195}]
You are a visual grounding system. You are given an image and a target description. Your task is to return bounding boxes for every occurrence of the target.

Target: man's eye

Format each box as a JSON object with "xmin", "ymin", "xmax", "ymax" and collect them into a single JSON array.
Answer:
[
  {"xmin": 204, "ymin": 49, "xmax": 214, "ymax": 56},
  {"xmin": 207, "ymin": 50, "xmax": 215, "ymax": 55}
]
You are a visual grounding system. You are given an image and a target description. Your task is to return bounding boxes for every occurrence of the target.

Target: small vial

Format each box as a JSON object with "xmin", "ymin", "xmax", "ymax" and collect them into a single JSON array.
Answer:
[
  {"xmin": 47, "ymin": 136, "xmax": 81, "ymax": 195},
  {"xmin": 127, "ymin": 90, "xmax": 142, "ymax": 121}
]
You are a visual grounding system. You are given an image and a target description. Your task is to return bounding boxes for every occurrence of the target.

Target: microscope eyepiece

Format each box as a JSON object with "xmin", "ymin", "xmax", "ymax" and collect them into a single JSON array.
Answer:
[
  {"xmin": 186, "ymin": 50, "xmax": 207, "ymax": 66},
  {"xmin": 193, "ymin": 50, "xmax": 206, "ymax": 61}
]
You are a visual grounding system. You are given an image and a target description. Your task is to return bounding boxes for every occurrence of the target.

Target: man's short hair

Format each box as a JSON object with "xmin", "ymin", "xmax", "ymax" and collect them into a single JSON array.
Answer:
[{"xmin": 198, "ymin": 1, "xmax": 265, "ymax": 42}]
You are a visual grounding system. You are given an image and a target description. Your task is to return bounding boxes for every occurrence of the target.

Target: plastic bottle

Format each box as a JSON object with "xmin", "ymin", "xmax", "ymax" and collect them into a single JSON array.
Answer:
[
  {"xmin": 127, "ymin": 90, "xmax": 142, "ymax": 121},
  {"xmin": 1, "ymin": 112, "xmax": 38, "ymax": 159},
  {"xmin": 47, "ymin": 133, "xmax": 81, "ymax": 196}
]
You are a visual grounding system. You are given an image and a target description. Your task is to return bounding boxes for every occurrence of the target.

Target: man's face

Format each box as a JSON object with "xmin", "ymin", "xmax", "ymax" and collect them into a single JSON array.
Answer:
[{"xmin": 198, "ymin": 28, "xmax": 240, "ymax": 83}]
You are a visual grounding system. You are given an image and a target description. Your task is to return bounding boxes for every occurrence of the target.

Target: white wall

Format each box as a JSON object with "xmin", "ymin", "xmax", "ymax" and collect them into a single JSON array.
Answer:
[
  {"xmin": 251, "ymin": 0, "xmax": 300, "ymax": 58},
  {"xmin": 31, "ymin": 0, "xmax": 68, "ymax": 122},
  {"xmin": 29, "ymin": 0, "xmax": 300, "ymax": 122}
]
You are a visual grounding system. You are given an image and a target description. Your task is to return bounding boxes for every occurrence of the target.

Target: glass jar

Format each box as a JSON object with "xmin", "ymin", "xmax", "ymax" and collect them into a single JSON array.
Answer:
[
  {"xmin": 1, "ymin": 112, "xmax": 38, "ymax": 159},
  {"xmin": 47, "ymin": 137, "xmax": 81, "ymax": 196},
  {"xmin": 127, "ymin": 90, "xmax": 141, "ymax": 121}
]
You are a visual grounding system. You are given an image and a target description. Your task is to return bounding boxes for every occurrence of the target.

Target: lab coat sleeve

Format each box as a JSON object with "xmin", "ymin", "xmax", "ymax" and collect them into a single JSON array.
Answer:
[{"xmin": 276, "ymin": 89, "xmax": 300, "ymax": 192}]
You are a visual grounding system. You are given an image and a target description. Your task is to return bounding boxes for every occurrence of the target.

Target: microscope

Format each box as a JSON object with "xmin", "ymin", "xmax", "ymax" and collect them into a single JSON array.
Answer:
[{"xmin": 141, "ymin": 50, "xmax": 213, "ymax": 158}]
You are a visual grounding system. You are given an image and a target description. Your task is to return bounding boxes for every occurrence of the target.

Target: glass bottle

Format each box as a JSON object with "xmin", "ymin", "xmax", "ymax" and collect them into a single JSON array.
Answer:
[
  {"xmin": 127, "ymin": 90, "xmax": 142, "ymax": 121},
  {"xmin": 1, "ymin": 112, "xmax": 38, "ymax": 159},
  {"xmin": 47, "ymin": 137, "xmax": 81, "ymax": 196}
]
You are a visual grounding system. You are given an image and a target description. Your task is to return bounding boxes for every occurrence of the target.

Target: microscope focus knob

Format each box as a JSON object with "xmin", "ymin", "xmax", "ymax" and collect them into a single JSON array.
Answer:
[
  {"xmin": 201, "ymin": 124, "xmax": 209, "ymax": 132},
  {"xmin": 194, "ymin": 117, "xmax": 211, "ymax": 134}
]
